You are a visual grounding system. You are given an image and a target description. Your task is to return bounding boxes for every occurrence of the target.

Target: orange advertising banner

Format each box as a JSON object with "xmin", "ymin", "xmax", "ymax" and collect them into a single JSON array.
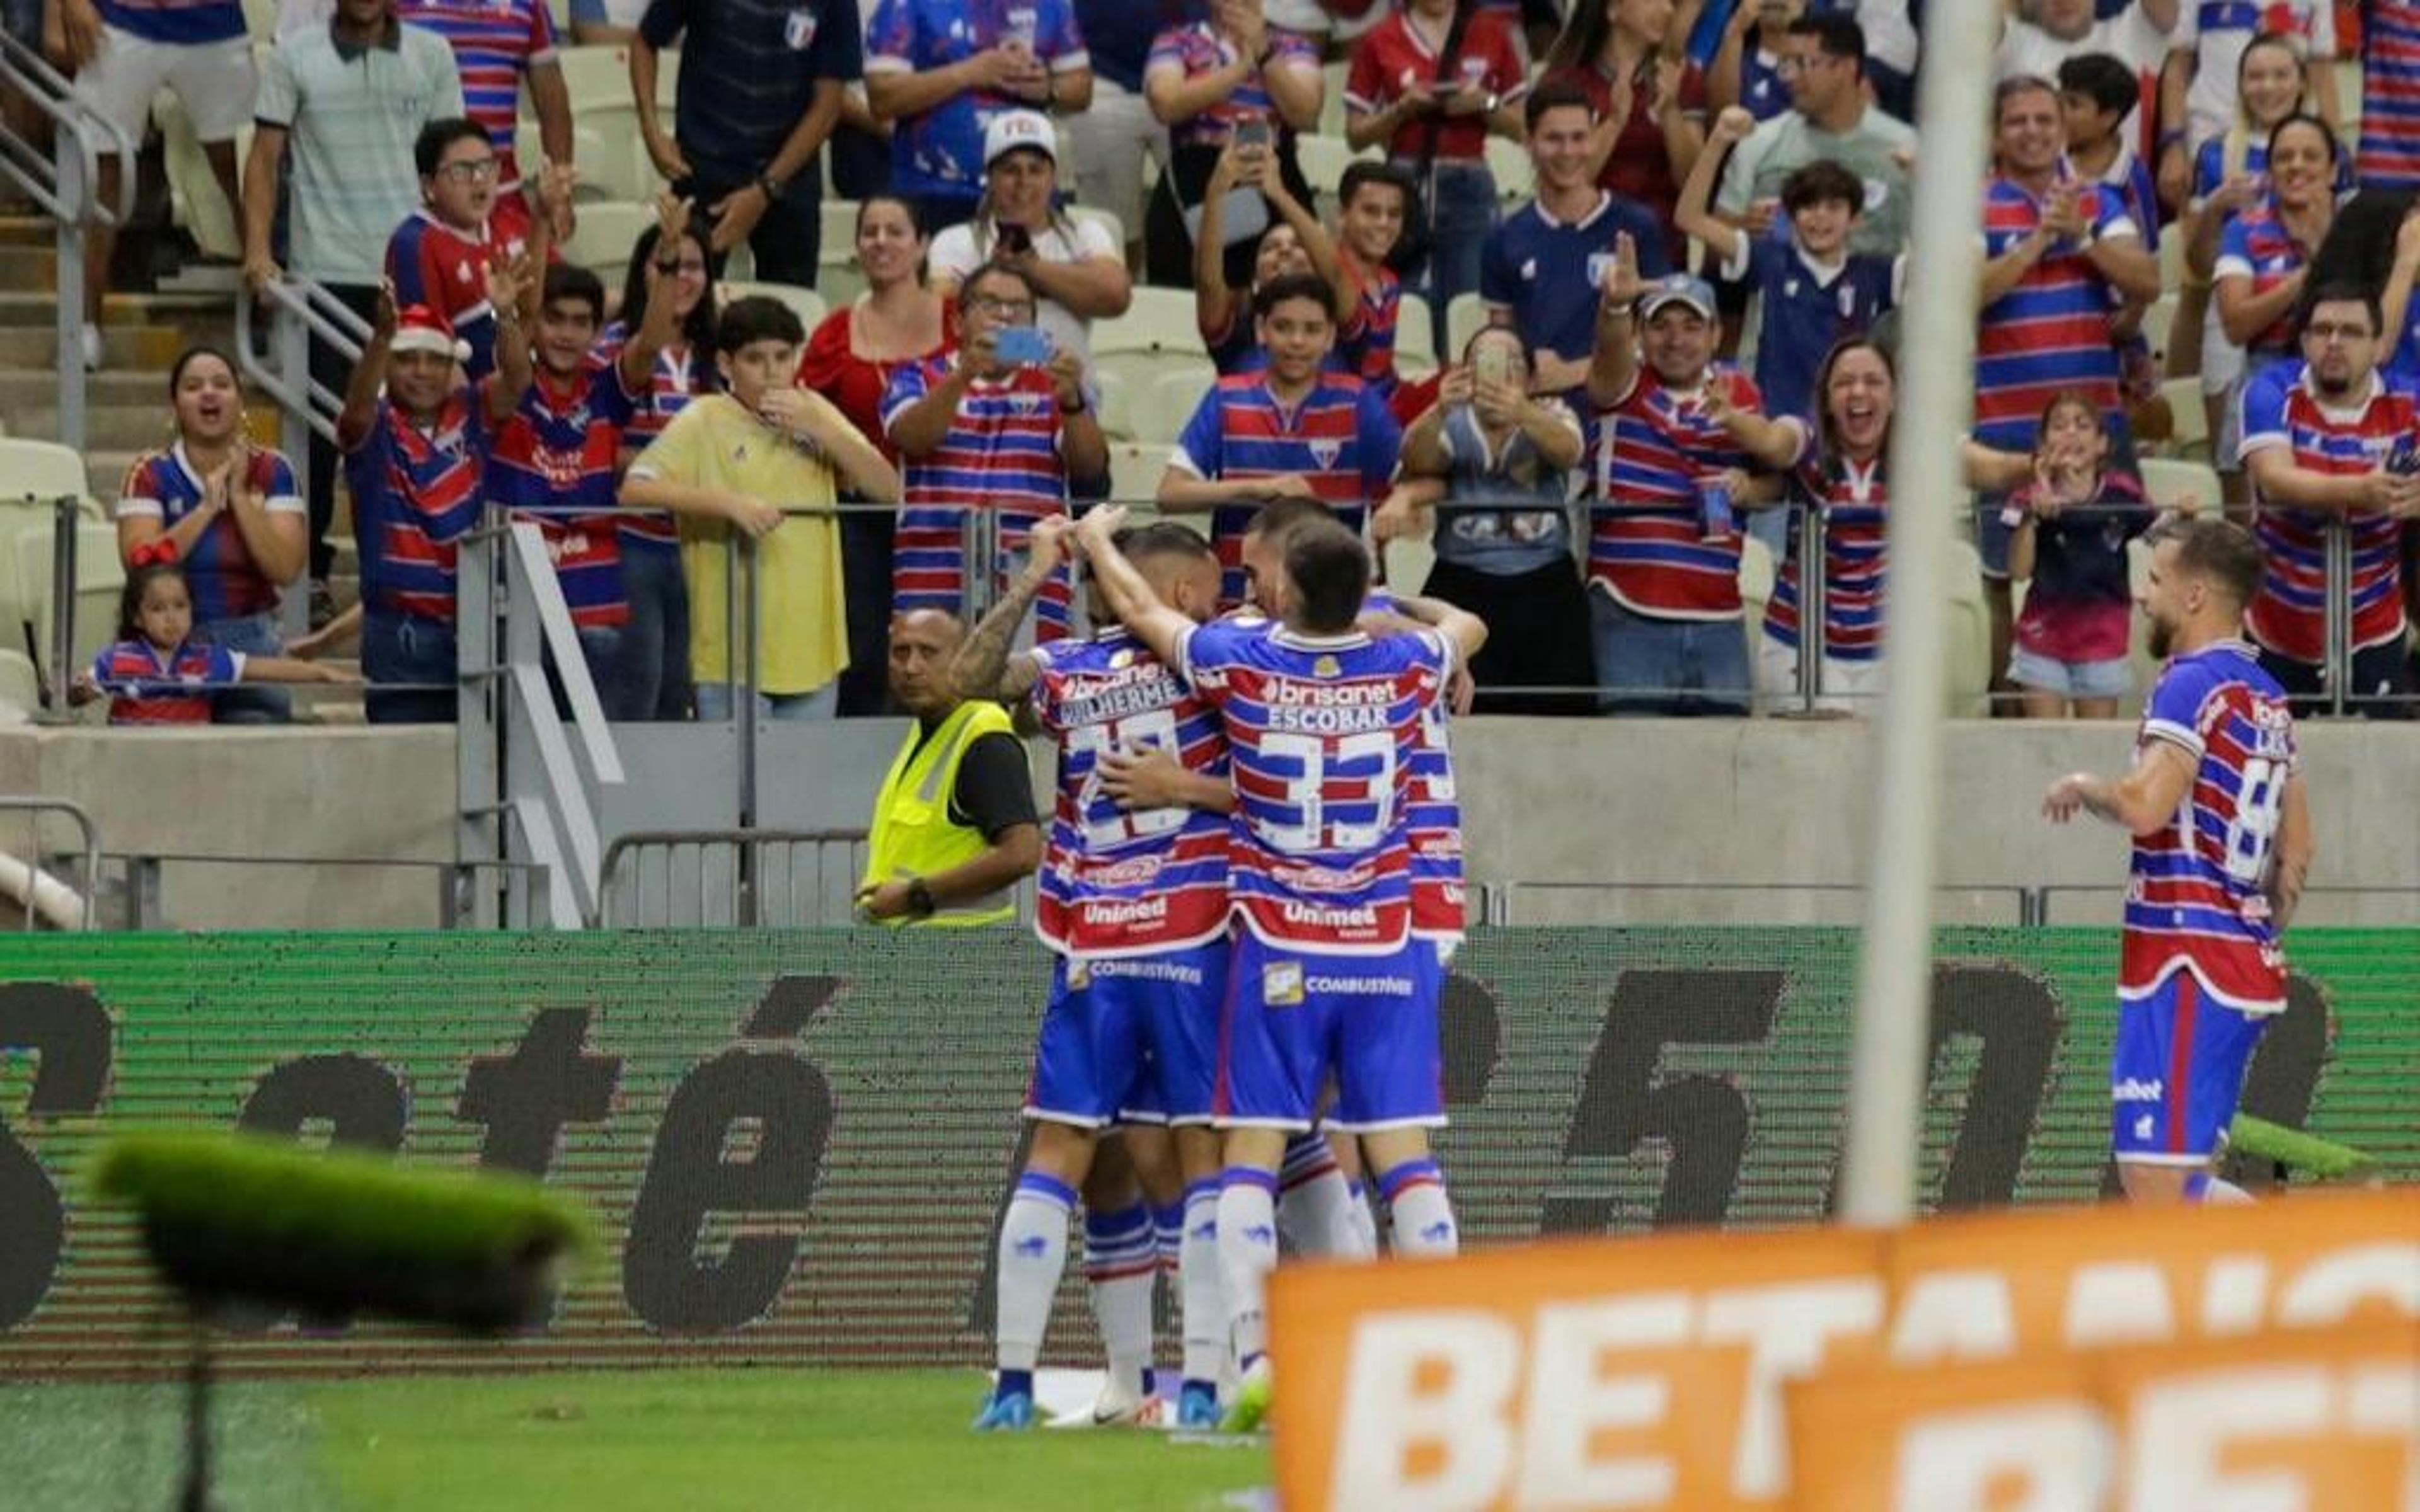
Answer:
[
  {"xmin": 1787, "ymin": 1322, "xmax": 2420, "ymax": 1511},
  {"xmin": 1267, "ymin": 1189, "xmax": 2419, "ymax": 1512}
]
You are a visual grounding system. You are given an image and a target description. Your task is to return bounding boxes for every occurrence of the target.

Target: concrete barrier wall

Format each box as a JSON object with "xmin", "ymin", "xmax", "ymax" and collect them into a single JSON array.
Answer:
[{"xmin": 4, "ymin": 719, "xmax": 2412, "ymax": 929}]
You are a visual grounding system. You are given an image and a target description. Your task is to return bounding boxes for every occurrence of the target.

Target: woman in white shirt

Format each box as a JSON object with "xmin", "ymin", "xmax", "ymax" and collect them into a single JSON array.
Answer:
[{"xmin": 926, "ymin": 109, "xmax": 1132, "ymax": 375}]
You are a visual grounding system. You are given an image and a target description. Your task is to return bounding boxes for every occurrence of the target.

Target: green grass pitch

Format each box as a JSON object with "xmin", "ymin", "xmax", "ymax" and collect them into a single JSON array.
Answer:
[{"xmin": 0, "ymin": 1370, "xmax": 1273, "ymax": 1511}]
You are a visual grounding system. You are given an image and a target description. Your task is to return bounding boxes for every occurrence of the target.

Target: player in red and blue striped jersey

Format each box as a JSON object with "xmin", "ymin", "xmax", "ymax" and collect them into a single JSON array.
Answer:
[
  {"xmin": 339, "ymin": 285, "xmax": 533, "ymax": 723},
  {"xmin": 2360, "ymin": 0, "xmax": 2420, "ymax": 190},
  {"xmin": 1075, "ymin": 502, "xmax": 1488, "ymax": 1435},
  {"xmin": 884, "ymin": 263, "xmax": 1107, "ymax": 646},
  {"xmin": 2043, "ymin": 516, "xmax": 2310, "ymax": 1205},
  {"xmin": 1159, "ymin": 273, "xmax": 1405, "ymax": 610},
  {"xmin": 954, "ymin": 518, "xmax": 1238, "ymax": 1433},
  {"xmin": 395, "ymin": 0, "xmax": 568, "ymax": 224},
  {"xmin": 2235, "ymin": 285, "xmax": 2420, "ymax": 716},
  {"xmin": 486, "ymin": 229, "xmax": 686, "ymax": 717}
]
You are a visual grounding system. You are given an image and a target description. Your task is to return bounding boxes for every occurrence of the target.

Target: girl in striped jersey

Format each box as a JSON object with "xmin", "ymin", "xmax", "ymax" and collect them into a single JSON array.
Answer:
[
  {"xmin": 1756, "ymin": 338, "xmax": 2035, "ymax": 712},
  {"xmin": 76, "ymin": 549, "xmax": 352, "ymax": 724}
]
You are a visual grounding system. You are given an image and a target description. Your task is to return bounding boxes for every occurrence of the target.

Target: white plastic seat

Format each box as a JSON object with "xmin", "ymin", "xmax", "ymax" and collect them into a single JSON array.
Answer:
[
  {"xmin": 550, "ymin": 45, "xmax": 638, "ymax": 117},
  {"xmin": 12, "ymin": 522, "xmax": 122, "ymax": 677},
  {"xmin": 2138, "ymin": 455, "xmax": 2220, "ymax": 515},
  {"xmin": 1067, "ymin": 204, "xmax": 1124, "ymax": 253},
  {"xmin": 1318, "ymin": 62, "xmax": 1347, "ymax": 137},
  {"xmin": 0, "ymin": 440, "xmax": 97, "ymax": 511},
  {"xmin": 1092, "ymin": 287, "xmax": 1203, "ymax": 357},
  {"xmin": 561, "ymin": 201, "xmax": 656, "ymax": 277},
  {"xmin": 2155, "ymin": 375, "xmax": 2211, "ymax": 461},
  {"xmin": 1106, "ymin": 443, "xmax": 1172, "ymax": 510},
  {"xmin": 1484, "ymin": 135, "xmax": 1534, "ymax": 204},
  {"xmin": 1294, "ymin": 134, "xmax": 1372, "ymax": 203},
  {"xmin": 720, "ymin": 280, "xmax": 828, "ymax": 333},
  {"xmin": 1138, "ymin": 362, "xmax": 1218, "ymax": 445},
  {"xmin": 1444, "ymin": 292, "xmax": 1490, "ymax": 360}
]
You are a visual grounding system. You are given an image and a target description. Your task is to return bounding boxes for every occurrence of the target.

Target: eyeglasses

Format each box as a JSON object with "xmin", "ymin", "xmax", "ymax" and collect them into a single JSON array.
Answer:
[
  {"xmin": 969, "ymin": 297, "xmax": 1038, "ymax": 319},
  {"xmin": 435, "ymin": 158, "xmax": 500, "ymax": 183}
]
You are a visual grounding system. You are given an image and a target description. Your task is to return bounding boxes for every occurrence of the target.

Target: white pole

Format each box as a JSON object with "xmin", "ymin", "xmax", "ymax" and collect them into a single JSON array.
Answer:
[{"xmin": 1838, "ymin": 0, "xmax": 2002, "ymax": 1227}]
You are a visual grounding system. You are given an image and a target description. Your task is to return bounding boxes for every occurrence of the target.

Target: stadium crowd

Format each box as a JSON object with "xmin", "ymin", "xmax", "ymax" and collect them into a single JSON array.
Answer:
[{"xmin": 32, "ymin": 0, "xmax": 2420, "ymax": 724}]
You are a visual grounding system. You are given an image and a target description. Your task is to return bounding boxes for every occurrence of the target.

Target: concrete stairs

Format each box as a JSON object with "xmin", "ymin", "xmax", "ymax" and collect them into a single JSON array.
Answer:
[{"xmin": 0, "ymin": 215, "xmax": 364, "ymax": 721}]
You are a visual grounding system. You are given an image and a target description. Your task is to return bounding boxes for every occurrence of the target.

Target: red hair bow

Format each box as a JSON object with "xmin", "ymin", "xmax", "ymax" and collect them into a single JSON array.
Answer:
[{"xmin": 128, "ymin": 537, "xmax": 180, "ymax": 569}]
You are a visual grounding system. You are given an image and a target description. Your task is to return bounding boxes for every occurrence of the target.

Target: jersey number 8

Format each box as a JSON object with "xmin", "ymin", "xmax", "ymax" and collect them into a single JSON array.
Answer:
[{"xmin": 2219, "ymin": 756, "xmax": 2286, "ymax": 885}]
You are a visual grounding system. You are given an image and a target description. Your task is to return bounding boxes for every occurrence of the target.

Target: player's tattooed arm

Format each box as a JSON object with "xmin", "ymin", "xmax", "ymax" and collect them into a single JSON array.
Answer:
[
  {"xmin": 2266, "ymin": 772, "xmax": 2314, "ymax": 932},
  {"xmin": 947, "ymin": 517, "xmax": 1068, "ymax": 705}
]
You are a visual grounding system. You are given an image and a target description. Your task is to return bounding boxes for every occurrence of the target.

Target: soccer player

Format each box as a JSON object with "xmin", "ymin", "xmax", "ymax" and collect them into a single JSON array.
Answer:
[
  {"xmin": 954, "ymin": 517, "xmax": 1236, "ymax": 1433},
  {"xmin": 2042, "ymin": 516, "xmax": 2312, "ymax": 1205},
  {"xmin": 1074, "ymin": 503, "xmax": 1488, "ymax": 1433}
]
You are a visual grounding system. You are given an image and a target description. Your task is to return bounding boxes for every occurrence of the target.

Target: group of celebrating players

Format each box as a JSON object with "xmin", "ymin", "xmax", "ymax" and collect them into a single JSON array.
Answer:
[{"xmin": 945, "ymin": 488, "xmax": 2309, "ymax": 1436}]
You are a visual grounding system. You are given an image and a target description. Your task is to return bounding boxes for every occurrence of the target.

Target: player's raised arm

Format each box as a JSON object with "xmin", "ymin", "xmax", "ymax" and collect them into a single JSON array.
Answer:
[
  {"xmin": 2041, "ymin": 739, "xmax": 2197, "ymax": 838},
  {"xmin": 2267, "ymin": 771, "xmax": 2314, "ymax": 932},
  {"xmin": 1072, "ymin": 506, "xmax": 1193, "ymax": 666},
  {"xmin": 1381, "ymin": 592, "xmax": 1488, "ymax": 667},
  {"xmin": 948, "ymin": 516, "xmax": 1067, "ymax": 704}
]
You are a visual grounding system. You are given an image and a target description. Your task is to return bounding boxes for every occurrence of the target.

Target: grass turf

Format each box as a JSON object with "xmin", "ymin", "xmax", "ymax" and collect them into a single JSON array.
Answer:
[{"xmin": 0, "ymin": 1370, "xmax": 1272, "ymax": 1511}]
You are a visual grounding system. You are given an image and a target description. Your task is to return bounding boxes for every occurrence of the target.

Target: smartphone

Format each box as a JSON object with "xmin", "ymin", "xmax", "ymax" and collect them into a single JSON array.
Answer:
[
  {"xmin": 994, "ymin": 326, "xmax": 1054, "ymax": 366},
  {"xmin": 1235, "ymin": 117, "xmax": 1272, "ymax": 150},
  {"xmin": 994, "ymin": 221, "xmax": 1034, "ymax": 256},
  {"xmin": 1473, "ymin": 343, "xmax": 1514, "ymax": 391}
]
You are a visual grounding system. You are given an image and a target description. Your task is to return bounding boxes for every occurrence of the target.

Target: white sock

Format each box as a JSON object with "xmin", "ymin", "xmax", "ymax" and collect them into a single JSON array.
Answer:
[
  {"xmin": 1179, "ymin": 1178, "xmax": 1225, "ymax": 1387},
  {"xmin": 996, "ymin": 1171, "xmax": 1075, "ymax": 1372},
  {"xmin": 1379, "ymin": 1158, "xmax": 1457, "ymax": 1259},
  {"xmin": 1277, "ymin": 1135, "xmax": 1371, "ymax": 1259},
  {"xmin": 1216, "ymin": 1166, "xmax": 1280, "ymax": 1366},
  {"xmin": 1085, "ymin": 1202, "xmax": 1156, "ymax": 1400},
  {"xmin": 1347, "ymin": 1179, "xmax": 1381, "ymax": 1256}
]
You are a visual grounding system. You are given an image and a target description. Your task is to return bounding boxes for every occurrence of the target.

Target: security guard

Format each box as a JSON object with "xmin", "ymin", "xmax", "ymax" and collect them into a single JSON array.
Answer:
[{"xmin": 856, "ymin": 608, "xmax": 1042, "ymax": 925}]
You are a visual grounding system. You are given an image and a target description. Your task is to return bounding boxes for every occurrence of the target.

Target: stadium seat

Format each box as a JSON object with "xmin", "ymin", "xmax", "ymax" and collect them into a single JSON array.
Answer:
[
  {"xmin": 1106, "ymin": 442, "xmax": 1172, "ymax": 508},
  {"xmin": 2155, "ymin": 375, "xmax": 2210, "ymax": 461},
  {"xmin": 2157, "ymin": 225, "xmax": 2184, "ymax": 295},
  {"xmin": 2138, "ymin": 455, "xmax": 2219, "ymax": 515},
  {"xmin": 154, "ymin": 95, "xmax": 241, "ymax": 260},
  {"xmin": 1396, "ymin": 296, "xmax": 1436, "ymax": 367},
  {"xmin": 2335, "ymin": 60, "xmax": 2359, "ymax": 139},
  {"xmin": 1138, "ymin": 362, "xmax": 1217, "ymax": 444},
  {"xmin": 0, "ymin": 440, "xmax": 99, "ymax": 512},
  {"xmin": 1484, "ymin": 135, "xmax": 1534, "ymax": 204},
  {"xmin": 720, "ymin": 281, "xmax": 827, "ymax": 333},
  {"xmin": 1737, "ymin": 531, "xmax": 1776, "ymax": 615},
  {"xmin": 1294, "ymin": 134, "xmax": 1372, "ymax": 203},
  {"xmin": 11, "ymin": 521, "xmax": 122, "ymax": 678},
  {"xmin": 550, "ymin": 45, "xmax": 636, "ymax": 116},
  {"xmin": 2139, "ymin": 292, "xmax": 2177, "ymax": 365},
  {"xmin": 815, "ymin": 263, "xmax": 867, "ymax": 308},
  {"xmin": 820, "ymin": 199, "xmax": 860, "ymax": 261},
  {"xmin": 1319, "ymin": 62, "xmax": 1348, "ymax": 137},
  {"xmin": 1068, "ymin": 204, "xmax": 1124, "ymax": 253},
  {"xmin": 516, "ymin": 122, "xmax": 630, "ymax": 201},
  {"xmin": 1093, "ymin": 368, "xmax": 1132, "ymax": 441},
  {"xmin": 562, "ymin": 202, "xmax": 655, "ymax": 277},
  {"xmin": 0, "ymin": 647, "xmax": 38, "ymax": 714},
  {"xmin": 1443, "ymin": 292, "xmax": 1490, "ymax": 360},
  {"xmin": 1092, "ymin": 287, "xmax": 1202, "ymax": 356}
]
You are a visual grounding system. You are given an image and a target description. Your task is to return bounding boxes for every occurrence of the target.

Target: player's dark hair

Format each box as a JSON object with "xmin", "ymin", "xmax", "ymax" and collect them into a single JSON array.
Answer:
[
  {"xmin": 718, "ymin": 293, "xmax": 806, "ymax": 352},
  {"xmin": 619, "ymin": 216, "xmax": 718, "ymax": 383},
  {"xmin": 2055, "ymin": 53, "xmax": 2138, "ymax": 120},
  {"xmin": 541, "ymin": 263, "xmax": 608, "ymax": 324},
  {"xmin": 1242, "ymin": 495, "xmax": 1331, "ymax": 544},
  {"xmin": 1780, "ymin": 160, "xmax": 1865, "ymax": 216},
  {"xmin": 1787, "ymin": 13, "xmax": 1865, "ymax": 72},
  {"xmin": 118, "ymin": 560, "xmax": 190, "ymax": 643},
  {"xmin": 2148, "ymin": 515, "xmax": 2264, "ymax": 613},
  {"xmin": 1283, "ymin": 518, "xmax": 1370, "ymax": 633},
  {"xmin": 1524, "ymin": 79, "xmax": 1596, "ymax": 134},
  {"xmin": 1339, "ymin": 161, "xmax": 1414, "ymax": 216},
  {"xmin": 2298, "ymin": 281, "xmax": 2382, "ymax": 340},
  {"xmin": 1253, "ymin": 271, "xmax": 1335, "ymax": 324},
  {"xmin": 1119, "ymin": 520, "xmax": 1218, "ymax": 567},
  {"xmin": 413, "ymin": 118, "xmax": 490, "ymax": 179}
]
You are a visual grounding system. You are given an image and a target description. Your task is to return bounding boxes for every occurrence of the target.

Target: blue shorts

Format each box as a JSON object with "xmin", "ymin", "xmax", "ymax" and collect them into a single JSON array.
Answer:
[
  {"xmin": 1025, "ymin": 942, "xmax": 1228, "ymax": 1128},
  {"xmin": 2110, "ymin": 970, "xmax": 2272, "ymax": 1166},
  {"xmin": 1214, "ymin": 932, "xmax": 1446, "ymax": 1133}
]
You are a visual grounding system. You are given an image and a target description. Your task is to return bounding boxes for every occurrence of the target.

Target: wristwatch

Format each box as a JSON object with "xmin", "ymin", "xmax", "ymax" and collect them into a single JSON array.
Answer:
[
  {"xmin": 758, "ymin": 171, "xmax": 785, "ymax": 200},
  {"xmin": 906, "ymin": 876, "xmax": 936, "ymax": 919}
]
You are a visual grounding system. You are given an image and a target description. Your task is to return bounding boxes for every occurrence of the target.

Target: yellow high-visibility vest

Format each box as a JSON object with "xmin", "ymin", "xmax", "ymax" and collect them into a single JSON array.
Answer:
[{"xmin": 860, "ymin": 700, "xmax": 1020, "ymax": 928}]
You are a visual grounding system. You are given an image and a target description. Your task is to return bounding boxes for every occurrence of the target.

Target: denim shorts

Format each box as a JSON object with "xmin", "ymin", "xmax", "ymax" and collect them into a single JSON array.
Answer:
[{"xmin": 2008, "ymin": 644, "xmax": 2133, "ymax": 699}]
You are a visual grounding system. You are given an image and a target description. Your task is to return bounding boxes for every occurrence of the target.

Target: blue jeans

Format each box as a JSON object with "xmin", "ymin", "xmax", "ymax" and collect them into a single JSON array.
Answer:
[
  {"xmin": 198, "ymin": 610, "xmax": 290, "ymax": 724},
  {"xmin": 361, "ymin": 609, "xmax": 457, "ymax": 724},
  {"xmin": 694, "ymin": 681, "xmax": 839, "ymax": 722},
  {"xmin": 614, "ymin": 539, "xmax": 692, "ymax": 721},
  {"xmin": 1588, "ymin": 591, "xmax": 1751, "ymax": 716},
  {"xmin": 1399, "ymin": 158, "xmax": 1497, "ymax": 361}
]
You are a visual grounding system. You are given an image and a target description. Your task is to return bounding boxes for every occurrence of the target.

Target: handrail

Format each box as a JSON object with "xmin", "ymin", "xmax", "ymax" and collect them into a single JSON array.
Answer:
[
  {"xmin": 0, "ymin": 30, "xmax": 134, "ymax": 227},
  {"xmin": 234, "ymin": 277, "xmax": 371, "ymax": 447},
  {"xmin": 597, "ymin": 828, "xmax": 870, "ymax": 927},
  {"xmin": 0, "ymin": 796, "xmax": 100, "ymax": 929}
]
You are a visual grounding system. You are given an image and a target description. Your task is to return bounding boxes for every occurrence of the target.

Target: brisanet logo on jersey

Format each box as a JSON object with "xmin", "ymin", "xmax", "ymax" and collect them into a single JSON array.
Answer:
[{"xmin": 1268, "ymin": 1191, "xmax": 2419, "ymax": 1511}]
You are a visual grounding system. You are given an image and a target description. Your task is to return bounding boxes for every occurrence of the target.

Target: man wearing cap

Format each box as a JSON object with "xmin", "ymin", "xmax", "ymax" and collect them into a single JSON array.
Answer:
[
  {"xmin": 928, "ymin": 110, "xmax": 1132, "ymax": 376},
  {"xmin": 336, "ymin": 277, "xmax": 533, "ymax": 723},
  {"xmin": 1583, "ymin": 262, "xmax": 1804, "ymax": 716},
  {"xmin": 631, "ymin": 0, "xmax": 861, "ymax": 286},
  {"xmin": 865, "ymin": 0, "xmax": 1092, "ymax": 232}
]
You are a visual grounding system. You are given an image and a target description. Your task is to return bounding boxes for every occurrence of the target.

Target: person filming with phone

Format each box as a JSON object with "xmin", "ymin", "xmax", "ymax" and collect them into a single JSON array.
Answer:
[
  {"xmin": 883, "ymin": 260, "xmax": 1107, "ymax": 644},
  {"xmin": 931, "ymin": 110, "xmax": 1133, "ymax": 381}
]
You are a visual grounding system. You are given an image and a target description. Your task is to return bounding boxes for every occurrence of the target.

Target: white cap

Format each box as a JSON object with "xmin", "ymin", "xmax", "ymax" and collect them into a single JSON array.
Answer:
[{"xmin": 982, "ymin": 110, "xmax": 1057, "ymax": 170}]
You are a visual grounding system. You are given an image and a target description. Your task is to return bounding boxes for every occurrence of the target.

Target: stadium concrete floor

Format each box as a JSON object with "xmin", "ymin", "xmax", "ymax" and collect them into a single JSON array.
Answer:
[{"xmin": 0, "ymin": 1370, "xmax": 1273, "ymax": 1509}]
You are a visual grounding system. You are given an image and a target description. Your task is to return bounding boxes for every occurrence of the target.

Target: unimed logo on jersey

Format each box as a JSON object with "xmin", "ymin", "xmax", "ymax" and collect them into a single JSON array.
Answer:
[{"xmin": 1269, "ymin": 1192, "xmax": 2420, "ymax": 1511}]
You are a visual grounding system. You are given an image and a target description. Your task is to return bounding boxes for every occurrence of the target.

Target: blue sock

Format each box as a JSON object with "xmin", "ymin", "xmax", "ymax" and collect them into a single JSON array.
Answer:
[{"xmin": 996, "ymin": 1367, "xmax": 1034, "ymax": 1399}]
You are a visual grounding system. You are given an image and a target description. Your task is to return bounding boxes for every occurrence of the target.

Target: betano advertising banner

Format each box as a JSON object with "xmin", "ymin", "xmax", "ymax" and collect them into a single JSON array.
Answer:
[
  {"xmin": 0, "ymin": 929, "xmax": 2412, "ymax": 1378},
  {"xmin": 1269, "ymin": 1193, "xmax": 2419, "ymax": 1511}
]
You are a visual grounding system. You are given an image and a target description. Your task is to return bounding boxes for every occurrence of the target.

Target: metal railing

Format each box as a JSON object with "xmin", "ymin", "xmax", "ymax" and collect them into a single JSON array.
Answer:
[
  {"xmin": 112, "ymin": 850, "xmax": 547, "ymax": 930},
  {"xmin": 1478, "ymin": 880, "xmax": 2048, "ymax": 929},
  {"xmin": 597, "ymin": 828, "xmax": 869, "ymax": 927},
  {"xmin": 0, "ymin": 30, "xmax": 135, "ymax": 454},
  {"xmin": 0, "ymin": 795, "xmax": 98, "ymax": 928}
]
